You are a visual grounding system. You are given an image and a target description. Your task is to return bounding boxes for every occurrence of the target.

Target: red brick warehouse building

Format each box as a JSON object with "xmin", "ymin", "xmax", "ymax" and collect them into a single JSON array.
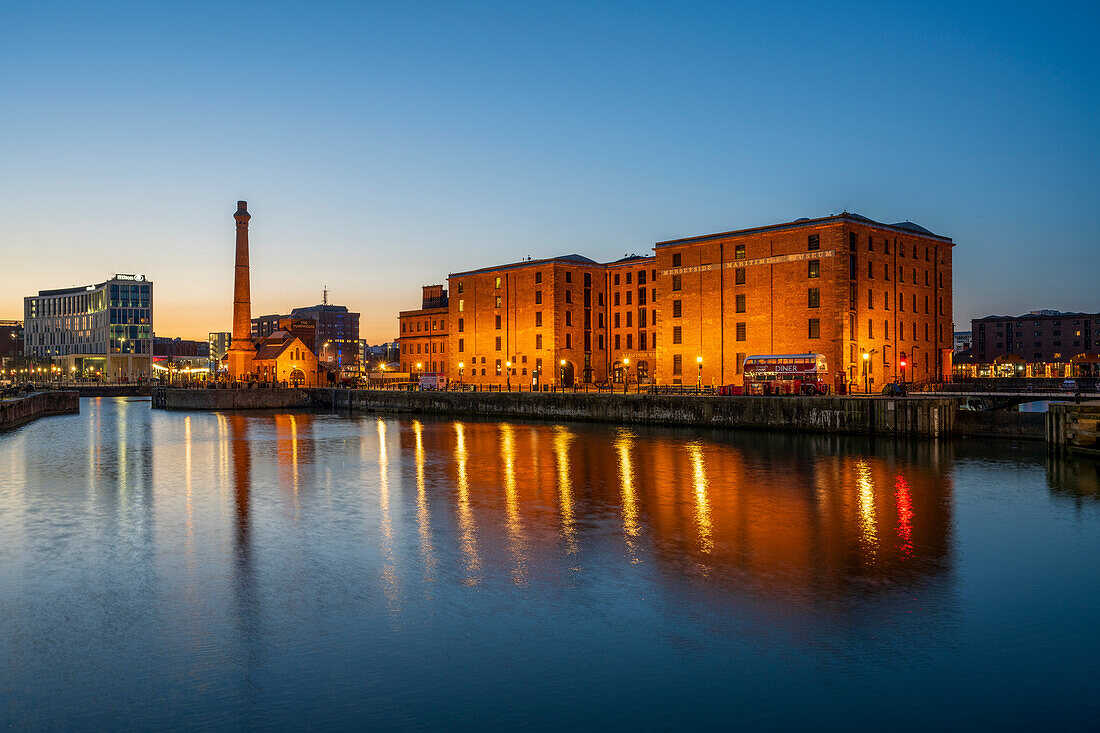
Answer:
[
  {"xmin": 396, "ymin": 212, "xmax": 955, "ymax": 391},
  {"xmin": 655, "ymin": 213, "xmax": 954, "ymax": 390},
  {"xmin": 398, "ymin": 285, "xmax": 449, "ymax": 375}
]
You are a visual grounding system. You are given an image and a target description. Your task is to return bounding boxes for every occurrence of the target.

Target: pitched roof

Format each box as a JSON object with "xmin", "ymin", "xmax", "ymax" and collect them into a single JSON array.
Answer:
[{"xmin": 655, "ymin": 212, "xmax": 952, "ymax": 247}]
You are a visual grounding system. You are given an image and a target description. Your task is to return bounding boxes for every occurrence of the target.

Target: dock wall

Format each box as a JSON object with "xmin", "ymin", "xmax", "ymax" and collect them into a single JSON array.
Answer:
[
  {"xmin": 0, "ymin": 391, "xmax": 80, "ymax": 431},
  {"xmin": 152, "ymin": 387, "xmax": 311, "ymax": 410},
  {"xmin": 316, "ymin": 390, "xmax": 956, "ymax": 438}
]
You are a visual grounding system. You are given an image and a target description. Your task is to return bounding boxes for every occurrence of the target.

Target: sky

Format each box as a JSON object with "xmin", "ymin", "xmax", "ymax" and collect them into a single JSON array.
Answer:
[{"xmin": 1, "ymin": 0, "xmax": 1098, "ymax": 342}]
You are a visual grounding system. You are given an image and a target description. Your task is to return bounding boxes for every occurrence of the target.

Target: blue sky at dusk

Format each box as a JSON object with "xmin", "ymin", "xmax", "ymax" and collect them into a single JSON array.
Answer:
[{"xmin": 1, "ymin": 0, "xmax": 1097, "ymax": 341}]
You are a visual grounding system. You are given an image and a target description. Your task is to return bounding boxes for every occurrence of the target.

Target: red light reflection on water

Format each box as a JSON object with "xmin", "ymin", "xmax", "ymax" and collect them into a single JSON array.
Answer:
[{"xmin": 894, "ymin": 474, "xmax": 914, "ymax": 558}]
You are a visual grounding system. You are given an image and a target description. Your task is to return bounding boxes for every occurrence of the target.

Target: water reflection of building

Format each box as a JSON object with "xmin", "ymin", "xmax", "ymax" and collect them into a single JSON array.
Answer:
[{"xmin": 396, "ymin": 420, "xmax": 953, "ymax": 599}]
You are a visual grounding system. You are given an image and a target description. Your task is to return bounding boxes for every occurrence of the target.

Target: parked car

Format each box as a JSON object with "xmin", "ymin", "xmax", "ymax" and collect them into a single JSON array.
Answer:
[{"xmin": 1061, "ymin": 379, "xmax": 1079, "ymax": 392}]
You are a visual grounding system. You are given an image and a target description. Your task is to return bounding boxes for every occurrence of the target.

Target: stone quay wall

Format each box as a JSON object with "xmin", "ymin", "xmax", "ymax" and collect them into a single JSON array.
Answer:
[
  {"xmin": 0, "ymin": 391, "xmax": 80, "ymax": 431},
  {"xmin": 317, "ymin": 389, "xmax": 956, "ymax": 438},
  {"xmin": 152, "ymin": 387, "xmax": 311, "ymax": 410}
]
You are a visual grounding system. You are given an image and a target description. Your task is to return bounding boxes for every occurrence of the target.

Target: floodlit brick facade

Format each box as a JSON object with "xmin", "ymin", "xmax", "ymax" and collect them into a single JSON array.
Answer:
[
  {"xmin": 398, "ymin": 285, "xmax": 449, "ymax": 374},
  {"xmin": 395, "ymin": 213, "xmax": 955, "ymax": 391},
  {"xmin": 655, "ymin": 214, "xmax": 954, "ymax": 390}
]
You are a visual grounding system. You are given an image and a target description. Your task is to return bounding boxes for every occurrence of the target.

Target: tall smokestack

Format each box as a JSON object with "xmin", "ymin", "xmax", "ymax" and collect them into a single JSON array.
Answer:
[{"xmin": 227, "ymin": 200, "xmax": 255, "ymax": 380}]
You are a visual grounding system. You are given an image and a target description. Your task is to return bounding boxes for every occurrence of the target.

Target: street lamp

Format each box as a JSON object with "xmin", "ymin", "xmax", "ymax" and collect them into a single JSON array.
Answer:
[
  {"xmin": 458, "ymin": 362, "xmax": 464, "ymax": 382},
  {"xmin": 560, "ymin": 359, "xmax": 567, "ymax": 390},
  {"xmin": 623, "ymin": 357, "xmax": 630, "ymax": 393},
  {"xmin": 861, "ymin": 348, "xmax": 878, "ymax": 394},
  {"xmin": 696, "ymin": 355, "xmax": 703, "ymax": 391},
  {"xmin": 505, "ymin": 361, "xmax": 512, "ymax": 391}
]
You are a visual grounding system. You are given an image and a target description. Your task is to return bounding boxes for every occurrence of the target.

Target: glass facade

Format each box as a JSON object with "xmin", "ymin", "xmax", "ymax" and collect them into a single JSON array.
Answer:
[{"xmin": 24, "ymin": 277, "xmax": 153, "ymax": 358}]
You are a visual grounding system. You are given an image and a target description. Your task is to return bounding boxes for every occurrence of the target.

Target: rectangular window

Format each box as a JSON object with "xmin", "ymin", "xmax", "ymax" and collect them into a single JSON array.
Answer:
[
  {"xmin": 495, "ymin": 296, "xmax": 502, "ymax": 307},
  {"xmin": 639, "ymin": 309, "xmax": 646, "ymax": 327},
  {"xmin": 626, "ymin": 311, "xmax": 632, "ymax": 327},
  {"xmin": 614, "ymin": 292, "xmax": 620, "ymax": 306},
  {"xmin": 672, "ymin": 275, "xmax": 682, "ymax": 291},
  {"xmin": 565, "ymin": 333, "xmax": 571, "ymax": 348},
  {"xmin": 535, "ymin": 290, "xmax": 542, "ymax": 305},
  {"xmin": 458, "ymin": 338, "xmax": 464, "ymax": 352},
  {"xmin": 808, "ymin": 260, "xmax": 819, "ymax": 279},
  {"xmin": 735, "ymin": 244, "xmax": 745, "ymax": 260},
  {"xmin": 808, "ymin": 288, "xmax": 820, "ymax": 308},
  {"xmin": 626, "ymin": 291, "xmax": 632, "ymax": 305},
  {"xmin": 808, "ymin": 234, "xmax": 820, "ymax": 251},
  {"xmin": 884, "ymin": 263, "xmax": 890, "ymax": 282},
  {"xmin": 736, "ymin": 293, "xmax": 746, "ymax": 313},
  {"xmin": 535, "ymin": 271, "xmax": 542, "ymax": 284},
  {"xmin": 598, "ymin": 313, "xmax": 604, "ymax": 327},
  {"xmin": 495, "ymin": 315, "xmax": 501, "ymax": 329},
  {"xmin": 639, "ymin": 332, "xmax": 647, "ymax": 350},
  {"xmin": 584, "ymin": 273, "xmax": 592, "ymax": 287},
  {"xmin": 614, "ymin": 312, "xmax": 620, "ymax": 328},
  {"xmin": 565, "ymin": 272, "xmax": 572, "ymax": 283},
  {"xmin": 673, "ymin": 300, "xmax": 682, "ymax": 318},
  {"xmin": 536, "ymin": 334, "xmax": 543, "ymax": 349},
  {"xmin": 672, "ymin": 253, "xmax": 682, "ymax": 267},
  {"xmin": 673, "ymin": 326, "xmax": 682, "ymax": 344},
  {"xmin": 626, "ymin": 272, "xmax": 632, "ymax": 285},
  {"xmin": 626, "ymin": 334, "xmax": 632, "ymax": 349},
  {"xmin": 868, "ymin": 289, "xmax": 874, "ymax": 309},
  {"xmin": 495, "ymin": 277, "xmax": 501, "ymax": 289},
  {"xmin": 736, "ymin": 322, "xmax": 746, "ymax": 341},
  {"xmin": 673, "ymin": 354, "xmax": 682, "ymax": 374},
  {"xmin": 868, "ymin": 319, "xmax": 874, "ymax": 339},
  {"xmin": 639, "ymin": 288, "xmax": 646, "ymax": 305},
  {"xmin": 849, "ymin": 232, "xmax": 857, "ymax": 251},
  {"xmin": 736, "ymin": 267, "xmax": 746, "ymax": 284},
  {"xmin": 638, "ymin": 270, "xmax": 646, "ymax": 285},
  {"xmin": 808, "ymin": 319, "xmax": 820, "ymax": 339},
  {"xmin": 884, "ymin": 292, "xmax": 890, "ymax": 310},
  {"xmin": 495, "ymin": 337, "xmax": 501, "ymax": 350},
  {"xmin": 535, "ymin": 312, "xmax": 542, "ymax": 327},
  {"xmin": 565, "ymin": 291, "xmax": 572, "ymax": 304},
  {"xmin": 457, "ymin": 283, "xmax": 464, "ymax": 294},
  {"xmin": 614, "ymin": 273, "xmax": 621, "ymax": 286},
  {"xmin": 868, "ymin": 261, "xmax": 874, "ymax": 279},
  {"xmin": 598, "ymin": 335, "xmax": 604, "ymax": 349},
  {"xmin": 458, "ymin": 299, "xmax": 464, "ymax": 312},
  {"xmin": 565, "ymin": 311, "xmax": 572, "ymax": 326},
  {"xmin": 868, "ymin": 235, "xmax": 874, "ymax": 252}
]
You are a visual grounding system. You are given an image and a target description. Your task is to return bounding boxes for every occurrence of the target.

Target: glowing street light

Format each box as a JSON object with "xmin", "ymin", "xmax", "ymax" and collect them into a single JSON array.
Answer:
[{"xmin": 696, "ymin": 355, "xmax": 703, "ymax": 390}]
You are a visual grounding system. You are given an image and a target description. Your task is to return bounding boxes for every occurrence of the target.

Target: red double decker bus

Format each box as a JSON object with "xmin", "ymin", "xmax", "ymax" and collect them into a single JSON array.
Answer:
[{"xmin": 741, "ymin": 353, "xmax": 830, "ymax": 395}]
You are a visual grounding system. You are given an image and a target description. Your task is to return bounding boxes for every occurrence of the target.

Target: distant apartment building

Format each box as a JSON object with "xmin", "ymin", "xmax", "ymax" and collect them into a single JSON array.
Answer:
[
  {"xmin": 23, "ymin": 274, "xmax": 153, "ymax": 380},
  {"xmin": 208, "ymin": 332, "xmax": 232, "ymax": 367},
  {"xmin": 396, "ymin": 213, "xmax": 956, "ymax": 390},
  {"xmin": 972, "ymin": 310, "xmax": 1096, "ymax": 363},
  {"xmin": 0, "ymin": 320, "xmax": 23, "ymax": 362},
  {"xmin": 290, "ymin": 303, "xmax": 360, "ymax": 370},
  {"xmin": 251, "ymin": 313, "xmax": 286, "ymax": 342},
  {"xmin": 153, "ymin": 337, "xmax": 209, "ymax": 358},
  {"xmin": 398, "ymin": 285, "xmax": 449, "ymax": 374}
]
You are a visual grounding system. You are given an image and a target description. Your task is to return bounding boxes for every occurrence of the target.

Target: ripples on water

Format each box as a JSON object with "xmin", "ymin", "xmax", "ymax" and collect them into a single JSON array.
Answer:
[{"xmin": 1, "ymin": 398, "xmax": 1098, "ymax": 730}]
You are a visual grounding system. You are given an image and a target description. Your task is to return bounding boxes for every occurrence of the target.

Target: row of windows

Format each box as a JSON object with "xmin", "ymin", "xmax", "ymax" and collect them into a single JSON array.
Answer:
[
  {"xmin": 670, "ymin": 232, "xmax": 941, "ymax": 268},
  {"xmin": 402, "ymin": 341, "xmax": 447, "ymax": 355}
]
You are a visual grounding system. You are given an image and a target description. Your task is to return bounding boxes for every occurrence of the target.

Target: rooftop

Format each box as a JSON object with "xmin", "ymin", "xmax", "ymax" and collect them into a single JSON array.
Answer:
[
  {"xmin": 450, "ymin": 254, "xmax": 600, "ymax": 278},
  {"xmin": 655, "ymin": 212, "xmax": 952, "ymax": 247}
]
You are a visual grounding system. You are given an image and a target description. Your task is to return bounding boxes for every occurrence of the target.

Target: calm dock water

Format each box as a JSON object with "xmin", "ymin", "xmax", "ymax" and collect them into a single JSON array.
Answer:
[{"xmin": 1, "ymin": 397, "xmax": 1097, "ymax": 729}]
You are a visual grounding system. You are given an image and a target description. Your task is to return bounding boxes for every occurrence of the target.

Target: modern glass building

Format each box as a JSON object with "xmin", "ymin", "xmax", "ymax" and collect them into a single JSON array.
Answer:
[{"xmin": 23, "ymin": 274, "xmax": 153, "ymax": 380}]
